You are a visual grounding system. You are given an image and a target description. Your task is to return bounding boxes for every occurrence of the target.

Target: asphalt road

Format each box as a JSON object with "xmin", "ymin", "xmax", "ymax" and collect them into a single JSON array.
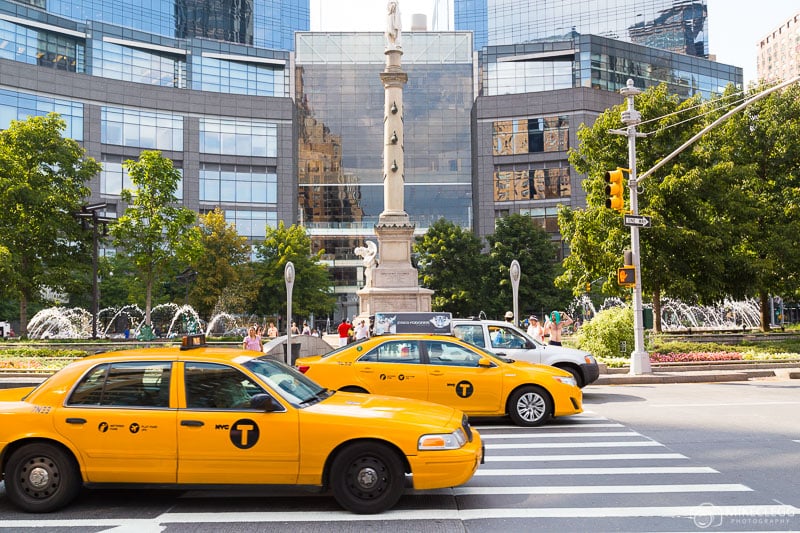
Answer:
[{"xmin": 1, "ymin": 379, "xmax": 799, "ymax": 532}]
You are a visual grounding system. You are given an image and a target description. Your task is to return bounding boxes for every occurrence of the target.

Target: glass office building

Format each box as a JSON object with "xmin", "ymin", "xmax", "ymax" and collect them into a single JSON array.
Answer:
[
  {"xmin": 0, "ymin": 0, "xmax": 304, "ymax": 240},
  {"xmin": 295, "ymin": 32, "xmax": 473, "ymax": 311},
  {"xmin": 455, "ymin": 0, "xmax": 708, "ymax": 57}
]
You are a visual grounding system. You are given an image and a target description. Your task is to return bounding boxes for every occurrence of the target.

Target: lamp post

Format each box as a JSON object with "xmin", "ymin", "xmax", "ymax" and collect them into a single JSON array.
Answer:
[
  {"xmin": 510, "ymin": 260, "xmax": 521, "ymax": 326},
  {"xmin": 76, "ymin": 202, "xmax": 113, "ymax": 339},
  {"xmin": 284, "ymin": 261, "xmax": 295, "ymax": 364}
]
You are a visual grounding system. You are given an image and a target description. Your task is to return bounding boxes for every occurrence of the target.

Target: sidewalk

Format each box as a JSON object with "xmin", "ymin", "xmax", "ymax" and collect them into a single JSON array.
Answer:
[{"xmin": 595, "ymin": 361, "xmax": 800, "ymax": 385}]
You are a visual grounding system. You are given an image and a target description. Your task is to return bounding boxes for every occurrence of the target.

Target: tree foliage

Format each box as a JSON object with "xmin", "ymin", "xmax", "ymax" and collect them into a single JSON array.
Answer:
[
  {"xmin": 0, "ymin": 113, "xmax": 101, "ymax": 336},
  {"xmin": 189, "ymin": 208, "xmax": 256, "ymax": 319},
  {"xmin": 414, "ymin": 218, "xmax": 486, "ymax": 316},
  {"xmin": 110, "ymin": 150, "xmax": 201, "ymax": 325},
  {"xmin": 485, "ymin": 214, "xmax": 571, "ymax": 318},
  {"xmin": 253, "ymin": 221, "xmax": 335, "ymax": 321}
]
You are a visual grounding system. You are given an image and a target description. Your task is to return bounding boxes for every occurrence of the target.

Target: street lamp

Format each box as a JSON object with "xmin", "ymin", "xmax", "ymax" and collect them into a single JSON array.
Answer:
[
  {"xmin": 284, "ymin": 261, "xmax": 295, "ymax": 364},
  {"xmin": 75, "ymin": 202, "xmax": 114, "ymax": 339},
  {"xmin": 510, "ymin": 260, "xmax": 521, "ymax": 326}
]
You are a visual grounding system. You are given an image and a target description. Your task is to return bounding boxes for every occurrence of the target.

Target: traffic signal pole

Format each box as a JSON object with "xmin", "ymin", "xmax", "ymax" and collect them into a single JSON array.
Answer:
[{"xmin": 611, "ymin": 80, "xmax": 651, "ymax": 375}]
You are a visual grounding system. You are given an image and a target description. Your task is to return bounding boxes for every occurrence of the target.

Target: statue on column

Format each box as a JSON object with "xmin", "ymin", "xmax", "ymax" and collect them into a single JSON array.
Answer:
[
  {"xmin": 385, "ymin": 1, "xmax": 402, "ymax": 49},
  {"xmin": 354, "ymin": 241, "xmax": 378, "ymax": 287}
]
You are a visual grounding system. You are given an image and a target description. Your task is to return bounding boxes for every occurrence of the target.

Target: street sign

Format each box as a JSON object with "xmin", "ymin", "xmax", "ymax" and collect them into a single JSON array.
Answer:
[
  {"xmin": 623, "ymin": 214, "xmax": 651, "ymax": 228},
  {"xmin": 617, "ymin": 266, "xmax": 636, "ymax": 287}
]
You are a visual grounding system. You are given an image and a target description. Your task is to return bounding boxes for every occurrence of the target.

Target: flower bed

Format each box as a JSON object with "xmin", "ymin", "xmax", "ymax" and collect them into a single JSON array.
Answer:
[{"xmin": 649, "ymin": 351, "xmax": 743, "ymax": 363}]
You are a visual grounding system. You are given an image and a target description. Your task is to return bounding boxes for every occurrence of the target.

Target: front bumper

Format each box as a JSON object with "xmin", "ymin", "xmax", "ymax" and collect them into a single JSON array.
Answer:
[
  {"xmin": 580, "ymin": 362, "xmax": 600, "ymax": 386},
  {"xmin": 408, "ymin": 430, "xmax": 483, "ymax": 490}
]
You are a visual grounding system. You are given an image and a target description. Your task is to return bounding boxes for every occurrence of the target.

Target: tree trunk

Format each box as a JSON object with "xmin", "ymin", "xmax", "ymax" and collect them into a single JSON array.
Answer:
[
  {"xmin": 19, "ymin": 293, "xmax": 28, "ymax": 338},
  {"xmin": 652, "ymin": 287, "xmax": 662, "ymax": 333},
  {"xmin": 759, "ymin": 290, "xmax": 771, "ymax": 332},
  {"xmin": 145, "ymin": 278, "xmax": 153, "ymax": 326}
]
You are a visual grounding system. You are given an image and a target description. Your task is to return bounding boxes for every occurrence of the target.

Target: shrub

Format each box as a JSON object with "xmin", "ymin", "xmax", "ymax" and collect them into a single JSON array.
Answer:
[{"xmin": 573, "ymin": 306, "xmax": 634, "ymax": 360}]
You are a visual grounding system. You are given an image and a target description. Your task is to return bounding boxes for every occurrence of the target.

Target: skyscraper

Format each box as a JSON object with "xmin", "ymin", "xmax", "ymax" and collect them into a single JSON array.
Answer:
[{"xmin": 757, "ymin": 11, "xmax": 800, "ymax": 84}]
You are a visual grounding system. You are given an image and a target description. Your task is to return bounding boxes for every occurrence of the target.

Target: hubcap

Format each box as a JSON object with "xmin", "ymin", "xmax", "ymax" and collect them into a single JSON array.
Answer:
[
  {"xmin": 356, "ymin": 467, "xmax": 378, "ymax": 489},
  {"xmin": 518, "ymin": 392, "xmax": 545, "ymax": 421},
  {"xmin": 28, "ymin": 467, "xmax": 50, "ymax": 489}
]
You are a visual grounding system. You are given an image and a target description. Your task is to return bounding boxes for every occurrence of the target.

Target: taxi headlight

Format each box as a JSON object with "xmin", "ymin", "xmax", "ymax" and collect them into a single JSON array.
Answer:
[
  {"xmin": 418, "ymin": 428, "xmax": 467, "ymax": 450},
  {"xmin": 553, "ymin": 375, "xmax": 578, "ymax": 388}
]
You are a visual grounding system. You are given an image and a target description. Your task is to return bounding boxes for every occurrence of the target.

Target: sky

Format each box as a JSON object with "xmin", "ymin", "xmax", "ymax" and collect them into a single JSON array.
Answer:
[{"xmin": 310, "ymin": 0, "xmax": 800, "ymax": 86}]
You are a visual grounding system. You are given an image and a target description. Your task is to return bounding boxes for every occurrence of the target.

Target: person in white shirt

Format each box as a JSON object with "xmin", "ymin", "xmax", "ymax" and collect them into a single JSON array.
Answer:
[
  {"xmin": 527, "ymin": 315, "xmax": 544, "ymax": 343},
  {"xmin": 354, "ymin": 319, "xmax": 370, "ymax": 341}
]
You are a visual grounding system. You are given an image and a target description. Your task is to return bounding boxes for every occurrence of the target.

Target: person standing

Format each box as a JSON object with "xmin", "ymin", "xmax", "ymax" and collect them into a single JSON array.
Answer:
[
  {"xmin": 527, "ymin": 315, "xmax": 544, "ymax": 343},
  {"xmin": 242, "ymin": 326, "xmax": 263, "ymax": 352},
  {"xmin": 290, "ymin": 321, "xmax": 300, "ymax": 335},
  {"xmin": 267, "ymin": 322, "xmax": 278, "ymax": 339},
  {"xmin": 354, "ymin": 319, "xmax": 370, "ymax": 341},
  {"xmin": 301, "ymin": 321, "xmax": 311, "ymax": 335},
  {"xmin": 544, "ymin": 311, "xmax": 573, "ymax": 346},
  {"xmin": 337, "ymin": 318, "xmax": 350, "ymax": 347}
]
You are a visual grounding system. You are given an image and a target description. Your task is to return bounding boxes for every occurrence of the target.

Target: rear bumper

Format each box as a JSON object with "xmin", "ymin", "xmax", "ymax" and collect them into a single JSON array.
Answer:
[{"xmin": 409, "ymin": 431, "xmax": 483, "ymax": 490}]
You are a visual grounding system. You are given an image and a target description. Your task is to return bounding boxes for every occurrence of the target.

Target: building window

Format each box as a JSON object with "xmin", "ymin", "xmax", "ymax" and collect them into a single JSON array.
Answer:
[
  {"xmin": 0, "ymin": 19, "xmax": 85, "ymax": 73},
  {"xmin": 192, "ymin": 56, "xmax": 286, "ymax": 97},
  {"xmin": 93, "ymin": 41, "xmax": 186, "ymax": 88},
  {"xmin": 0, "ymin": 89, "xmax": 83, "ymax": 140},
  {"xmin": 101, "ymin": 107, "xmax": 183, "ymax": 151},
  {"xmin": 493, "ymin": 116, "xmax": 569, "ymax": 155},
  {"xmin": 220, "ymin": 209, "xmax": 277, "ymax": 239},
  {"xmin": 199, "ymin": 118, "xmax": 277, "ymax": 157},
  {"xmin": 494, "ymin": 167, "xmax": 570, "ymax": 201},
  {"xmin": 101, "ymin": 155, "xmax": 183, "ymax": 199},
  {"xmin": 199, "ymin": 163, "xmax": 277, "ymax": 204}
]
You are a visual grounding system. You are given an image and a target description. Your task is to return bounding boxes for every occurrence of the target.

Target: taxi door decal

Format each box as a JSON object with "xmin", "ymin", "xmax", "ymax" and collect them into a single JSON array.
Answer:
[
  {"xmin": 454, "ymin": 380, "xmax": 474, "ymax": 398},
  {"xmin": 229, "ymin": 418, "xmax": 259, "ymax": 449}
]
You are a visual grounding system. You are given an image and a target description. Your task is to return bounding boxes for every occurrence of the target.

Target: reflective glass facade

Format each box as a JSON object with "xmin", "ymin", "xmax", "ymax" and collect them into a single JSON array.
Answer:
[
  {"xmin": 200, "ymin": 163, "xmax": 278, "ymax": 205},
  {"xmin": 199, "ymin": 118, "xmax": 277, "ymax": 157},
  {"xmin": 101, "ymin": 107, "xmax": 183, "ymax": 151},
  {"xmin": 0, "ymin": 17, "xmax": 85, "ymax": 72},
  {"xmin": 0, "ymin": 88, "xmax": 83, "ymax": 140},
  {"xmin": 93, "ymin": 40, "xmax": 187, "ymax": 88},
  {"xmin": 41, "ymin": 0, "xmax": 308, "ymax": 50},
  {"xmin": 456, "ymin": 0, "xmax": 708, "ymax": 57}
]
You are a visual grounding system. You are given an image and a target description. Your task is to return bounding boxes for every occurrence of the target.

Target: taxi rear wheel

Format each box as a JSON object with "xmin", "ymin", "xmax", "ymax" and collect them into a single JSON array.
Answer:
[
  {"xmin": 507, "ymin": 386, "xmax": 552, "ymax": 427},
  {"xmin": 330, "ymin": 442, "xmax": 404, "ymax": 514},
  {"xmin": 5, "ymin": 443, "xmax": 82, "ymax": 512}
]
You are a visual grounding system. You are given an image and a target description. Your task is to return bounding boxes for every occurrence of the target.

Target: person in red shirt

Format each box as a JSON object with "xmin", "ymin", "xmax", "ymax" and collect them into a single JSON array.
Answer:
[{"xmin": 337, "ymin": 318, "xmax": 351, "ymax": 347}]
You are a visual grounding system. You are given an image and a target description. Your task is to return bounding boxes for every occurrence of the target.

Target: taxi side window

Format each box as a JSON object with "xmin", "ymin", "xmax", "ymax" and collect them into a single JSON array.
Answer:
[
  {"xmin": 453, "ymin": 325, "xmax": 485, "ymax": 348},
  {"xmin": 184, "ymin": 362, "xmax": 265, "ymax": 410},
  {"xmin": 68, "ymin": 362, "xmax": 172, "ymax": 408},
  {"xmin": 426, "ymin": 341, "xmax": 483, "ymax": 367},
  {"xmin": 359, "ymin": 341, "xmax": 420, "ymax": 364}
]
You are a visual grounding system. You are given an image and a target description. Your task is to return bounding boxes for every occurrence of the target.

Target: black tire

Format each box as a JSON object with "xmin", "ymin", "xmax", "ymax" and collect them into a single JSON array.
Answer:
[
  {"xmin": 338, "ymin": 386, "xmax": 368, "ymax": 394},
  {"xmin": 507, "ymin": 385, "xmax": 553, "ymax": 427},
  {"xmin": 5, "ymin": 443, "xmax": 82, "ymax": 513},
  {"xmin": 555, "ymin": 365, "xmax": 584, "ymax": 388},
  {"xmin": 330, "ymin": 442, "xmax": 404, "ymax": 514}
]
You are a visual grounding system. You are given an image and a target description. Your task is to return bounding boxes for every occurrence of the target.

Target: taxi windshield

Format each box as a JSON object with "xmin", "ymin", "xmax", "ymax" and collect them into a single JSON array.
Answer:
[{"xmin": 245, "ymin": 357, "xmax": 330, "ymax": 405}]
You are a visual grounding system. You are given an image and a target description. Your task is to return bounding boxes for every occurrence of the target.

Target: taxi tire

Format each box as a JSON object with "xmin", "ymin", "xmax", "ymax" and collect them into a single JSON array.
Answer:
[
  {"xmin": 507, "ymin": 385, "xmax": 553, "ymax": 427},
  {"xmin": 5, "ymin": 443, "xmax": 82, "ymax": 513},
  {"xmin": 330, "ymin": 442, "xmax": 404, "ymax": 514}
]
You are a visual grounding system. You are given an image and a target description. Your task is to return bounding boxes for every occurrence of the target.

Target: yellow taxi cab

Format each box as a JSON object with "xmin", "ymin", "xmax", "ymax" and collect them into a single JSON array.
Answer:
[
  {"xmin": 295, "ymin": 333, "xmax": 583, "ymax": 427},
  {"xmin": 0, "ymin": 335, "xmax": 482, "ymax": 514}
]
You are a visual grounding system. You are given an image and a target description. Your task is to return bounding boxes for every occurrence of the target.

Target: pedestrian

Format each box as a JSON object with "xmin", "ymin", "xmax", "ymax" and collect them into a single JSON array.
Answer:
[
  {"xmin": 527, "ymin": 315, "xmax": 544, "ymax": 343},
  {"xmin": 291, "ymin": 321, "xmax": 300, "ymax": 335},
  {"xmin": 354, "ymin": 319, "xmax": 370, "ymax": 341},
  {"xmin": 242, "ymin": 326, "xmax": 263, "ymax": 352},
  {"xmin": 504, "ymin": 310, "xmax": 514, "ymax": 324},
  {"xmin": 302, "ymin": 321, "xmax": 311, "ymax": 335},
  {"xmin": 337, "ymin": 318, "xmax": 350, "ymax": 347},
  {"xmin": 267, "ymin": 322, "xmax": 278, "ymax": 339},
  {"xmin": 544, "ymin": 311, "xmax": 573, "ymax": 346}
]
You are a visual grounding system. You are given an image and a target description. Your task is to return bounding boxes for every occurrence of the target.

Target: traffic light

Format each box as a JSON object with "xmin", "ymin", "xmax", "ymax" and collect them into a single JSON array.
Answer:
[
  {"xmin": 617, "ymin": 266, "xmax": 636, "ymax": 287},
  {"xmin": 604, "ymin": 169, "xmax": 625, "ymax": 212}
]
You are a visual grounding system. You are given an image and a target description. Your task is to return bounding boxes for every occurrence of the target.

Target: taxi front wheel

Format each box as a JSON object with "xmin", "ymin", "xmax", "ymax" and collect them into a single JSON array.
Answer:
[
  {"xmin": 330, "ymin": 442, "xmax": 404, "ymax": 514},
  {"xmin": 5, "ymin": 443, "xmax": 82, "ymax": 512},
  {"xmin": 507, "ymin": 386, "xmax": 553, "ymax": 427}
]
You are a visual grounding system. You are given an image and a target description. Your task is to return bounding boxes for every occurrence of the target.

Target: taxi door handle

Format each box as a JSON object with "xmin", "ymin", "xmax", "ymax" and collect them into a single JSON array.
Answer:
[
  {"xmin": 429, "ymin": 370, "xmax": 444, "ymax": 376},
  {"xmin": 181, "ymin": 420, "xmax": 204, "ymax": 427},
  {"xmin": 65, "ymin": 417, "xmax": 86, "ymax": 424},
  {"xmin": 359, "ymin": 367, "xmax": 374, "ymax": 373}
]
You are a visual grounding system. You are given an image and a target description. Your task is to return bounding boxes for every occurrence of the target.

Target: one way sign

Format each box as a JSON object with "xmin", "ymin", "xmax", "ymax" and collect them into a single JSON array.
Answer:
[{"xmin": 623, "ymin": 214, "xmax": 651, "ymax": 228}]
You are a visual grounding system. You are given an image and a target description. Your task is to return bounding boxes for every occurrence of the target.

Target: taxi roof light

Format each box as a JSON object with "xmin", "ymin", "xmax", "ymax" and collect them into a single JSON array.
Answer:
[{"xmin": 180, "ymin": 334, "xmax": 207, "ymax": 350}]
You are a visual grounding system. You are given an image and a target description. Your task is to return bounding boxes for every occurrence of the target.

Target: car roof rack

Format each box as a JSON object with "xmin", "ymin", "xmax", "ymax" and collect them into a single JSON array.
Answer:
[{"xmin": 180, "ymin": 333, "xmax": 207, "ymax": 350}]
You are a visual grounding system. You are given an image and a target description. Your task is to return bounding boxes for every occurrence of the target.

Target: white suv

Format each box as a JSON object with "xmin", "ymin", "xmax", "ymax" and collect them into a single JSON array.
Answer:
[{"xmin": 451, "ymin": 318, "xmax": 599, "ymax": 388}]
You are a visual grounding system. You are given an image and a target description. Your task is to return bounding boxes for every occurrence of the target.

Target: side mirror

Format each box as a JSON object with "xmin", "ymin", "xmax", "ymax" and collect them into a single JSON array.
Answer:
[
  {"xmin": 250, "ymin": 393, "xmax": 282, "ymax": 412},
  {"xmin": 477, "ymin": 357, "xmax": 493, "ymax": 368}
]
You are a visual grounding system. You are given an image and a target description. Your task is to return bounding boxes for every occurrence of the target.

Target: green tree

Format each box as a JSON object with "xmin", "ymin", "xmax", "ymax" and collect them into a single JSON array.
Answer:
[
  {"xmin": 485, "ymin": 214, "xmax": 570, "ymax": 318},
  {"xmin": 701, "ymin": 82, "xmax": 800, "ymax": 330},
  {"xmin": 189, "ymin": 208, "xmax": 256, "ymax": 319},
  {"xmin": 253, "ymin": 221, "xmax": 335, "ymax": 320},
  {"xmin": 561, "ymin": 84, "xmax": 737, "ymax": 331},
  {"xmin": 414, "ymin": 218, "xmax": 486, "ymax": 316},
  {"xmin": 0, "ymin": 113, "xmax": 101, "ymax": 336},
  {"xmin": 111, "ymin": 150, "xmax": 201, "ymax": 326}
]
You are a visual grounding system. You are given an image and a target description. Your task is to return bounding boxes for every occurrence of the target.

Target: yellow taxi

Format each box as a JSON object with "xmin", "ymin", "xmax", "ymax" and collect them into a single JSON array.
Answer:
[
  {"xmin": 295, "ymin": 333, "xmax": 583, "ymax": 427},
  {"xmin": 0, "ymin": 335, "xmax": 482, "ymax": 514}
]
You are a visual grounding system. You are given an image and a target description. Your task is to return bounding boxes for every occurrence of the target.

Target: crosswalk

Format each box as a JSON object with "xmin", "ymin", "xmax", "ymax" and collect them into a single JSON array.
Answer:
[{"xmin": 1, "ymin": 412, "xmax": 798, "ymax": 531}]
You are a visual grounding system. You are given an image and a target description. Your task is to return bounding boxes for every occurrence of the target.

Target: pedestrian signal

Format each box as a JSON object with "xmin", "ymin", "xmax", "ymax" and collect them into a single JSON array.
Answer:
[
  {"xmin": 604, "ymin": 169, "xmax": 625, "ymax": 212},
  {"xmin": 617, "ymin": 267, "xmax": 635, "ymax": 287}
]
